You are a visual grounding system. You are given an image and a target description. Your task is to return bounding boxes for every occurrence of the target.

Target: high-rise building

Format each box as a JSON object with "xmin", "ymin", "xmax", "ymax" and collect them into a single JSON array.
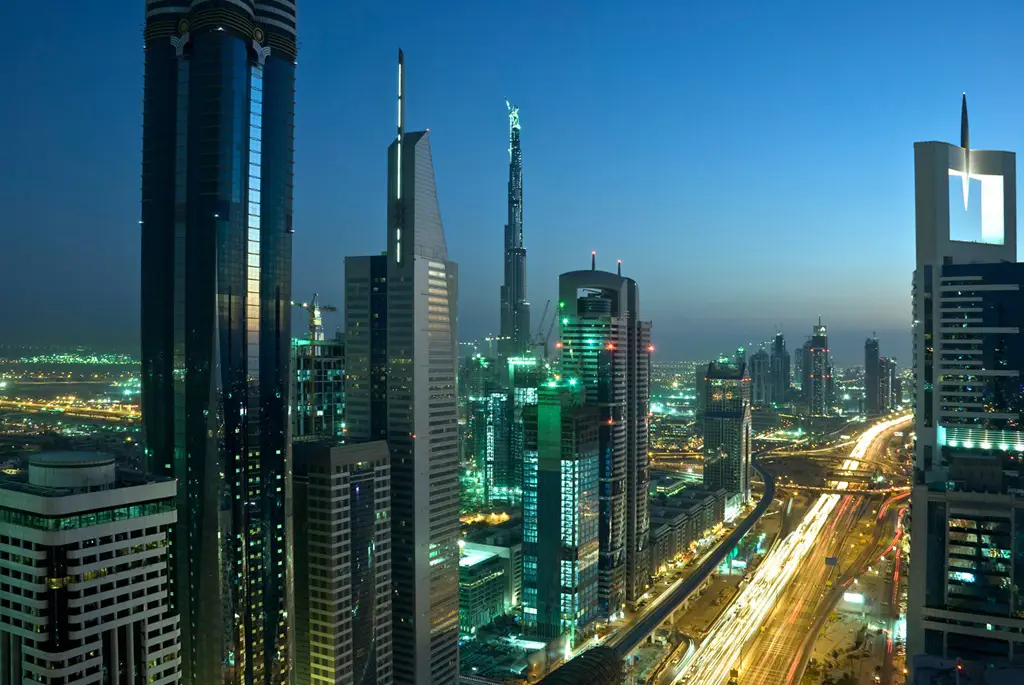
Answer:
[
  {"xmin": 0, "ymin": 452, "xmax": 181, "ymax": 684},
  {"xmin": 864, "ymin": 335, "xmax": 880, "ymax": 415},
  {"xmin": 508, "ymin": 355, "xmax": 545, "ymax": 510},
  {"xmin": 499, "ymin": 100, "xmax": 531, "ymax": 360},
  {"xmin": 909, "ymin": 96, "xmax": 1024, "ymax": 680},
  {"xmin": 749, "ymin": 348, "xmax": 771, "ymax": 407},
  {"xmin": 701, "ymin": 359, "xmax": 752, "ymax": 501},
  {"xmin": 293, "ymin": 441, "xmax": 393, "ymax": 685},
  {"xmin": 769, "ymin": 332, "xmax": 790, "ymax": 405},
  {"xmin": 558, "ymin": 264, "xmax": 651, "ymax": 611},
  {"xmin": 140, "ymin": 3, "xmax": 297, "ymax": 682},
  {"xmin": 292, "ymin": 333, "xmax": 346, "ymax": 441},
  {"xmin": 386, "ymin": 50, "xmax": 460, "ymax": 683},
  {"xmin": 879, "ymin": 357, "xmax": 900, "ymax": 411},
  {"xmin": 345, "ymin": 255, "xmax": 389, "ymax": 442},
  {"xmin": 522, "ymin": 381, "xmax": 600, "ymax": 645},
  {"xmin": 807, "ymin": 319, "xmax": 830, "ymax": 416}
]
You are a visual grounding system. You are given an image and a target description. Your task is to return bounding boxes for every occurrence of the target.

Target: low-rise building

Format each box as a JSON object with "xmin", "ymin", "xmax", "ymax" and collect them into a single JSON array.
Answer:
[{"xmin": 459, "ymin": 549, "xmax": 507, "ymax": 636}]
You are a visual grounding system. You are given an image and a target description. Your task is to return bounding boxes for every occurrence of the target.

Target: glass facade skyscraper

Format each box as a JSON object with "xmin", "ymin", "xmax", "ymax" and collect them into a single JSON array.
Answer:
[
  {"xmin": 140, "ymin": 3, "xmax": 296, "ymax": 684},
  {"xmin": 558, "ymin": 268, "xmax": 651, "ymax": 612},
  {"xmin": 701, "ymin": 358, "xmax": 752, "ymax": 501},
  {"xmin": 499, "ymin": 101, "xmax": 531, "ymax": 360}
]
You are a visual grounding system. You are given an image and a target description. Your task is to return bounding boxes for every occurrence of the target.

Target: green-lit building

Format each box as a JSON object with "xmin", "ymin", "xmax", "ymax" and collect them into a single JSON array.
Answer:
[{"xmin": 522, "ymin": 380, "xmax": 600, "ymax": 646}]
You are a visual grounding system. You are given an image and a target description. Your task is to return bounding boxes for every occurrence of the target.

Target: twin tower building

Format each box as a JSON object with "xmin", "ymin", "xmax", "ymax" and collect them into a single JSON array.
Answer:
[{"xmin": 117, "ymin": 1, "xmax": 654, "ymax": 684}]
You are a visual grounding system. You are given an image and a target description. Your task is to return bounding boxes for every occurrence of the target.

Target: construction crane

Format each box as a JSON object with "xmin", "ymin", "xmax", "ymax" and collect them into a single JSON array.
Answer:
[
  {"xmin": 531, "ymin": 299, "xmax": 554, "ymax": 358},
  {"xmin": 290, "ymin": 293, "xmax": 338, "ymax": 435}
]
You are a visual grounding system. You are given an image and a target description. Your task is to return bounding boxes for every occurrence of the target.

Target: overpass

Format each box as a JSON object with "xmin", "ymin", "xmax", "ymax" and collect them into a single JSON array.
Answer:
[{"xmin": 606, "ymin": 460, "xmax": 776, "ymax": 657}]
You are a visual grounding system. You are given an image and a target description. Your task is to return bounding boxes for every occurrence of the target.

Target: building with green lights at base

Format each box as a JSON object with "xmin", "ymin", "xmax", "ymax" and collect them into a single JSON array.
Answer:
[
  {"xmin": 701, "ymin": 357, "xmax": 752, "ymax": 502},
  {"xmin": 557, "ymin": 265, "xmax": 652, "ymax": 614},
  {"xmin": 522, "ymin": 380, "xmax": 600, "ymax": 646}
]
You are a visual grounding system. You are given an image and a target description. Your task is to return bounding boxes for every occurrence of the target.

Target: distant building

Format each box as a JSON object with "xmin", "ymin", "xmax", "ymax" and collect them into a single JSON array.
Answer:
[
  {"xmin": 345, "ymin": 254, "xmax": 389, "ymax": 442},
  {"xmin": 558, "ymin": 265, "xmax": 652, "ymax": 612},
  {"xmin": 0, "ymin": 452, "xmax": 180, "ymax": 684},
  {"xmin": 293, "ymin": 441, "xmax": 392, "ymax": 685},
  {"xmin": 701, "ymin": 358, "xmax": 752, "ymax": 501},
  {"xmin": 694, "ymin": 364, "xmax": 708, "ymax": 433},
  {"xmin": 459, "ymin": 549, "xmax": 507, "ymax": 636},
  {"xmin": 769, "ymin": 332, "xmax": 790, "ymax": 404},
  {"xmin": 499, "ymin": 100, "xmax": 531, "ymax": 360},
  {"xmin": 522, "ymin": 381, "xmax": 600, "ymax": 646},
  {"xmin": 879, "ymin": 357, "xmax": 898, "ymax": 413},
  {"xmin": 807, "ymin": 319, "xmax": 830, "ymax": 416},
  {"xmin": 749, "ymin": 348, "xmax": 771, "ymax": 407},
  {"xmin": 292, "ymin": 333, "xmax": 346, "ymax": 441},
  {"xmin": 864, "ymin": 336, "xmax": 881, "ymax": 415},
  {"xmin": 909, "ymin": 97, "xmax": 1024, "ymax": 680},
  {"xmin": 649, "ymin": 485, "xmax": 737, "ymax": 572}
]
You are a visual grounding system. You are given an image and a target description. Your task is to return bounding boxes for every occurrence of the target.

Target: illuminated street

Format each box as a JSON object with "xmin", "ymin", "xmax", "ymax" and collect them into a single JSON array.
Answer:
[{"xmin": 673, "ymin": 415, "xmax": 911, "ymax": 685}]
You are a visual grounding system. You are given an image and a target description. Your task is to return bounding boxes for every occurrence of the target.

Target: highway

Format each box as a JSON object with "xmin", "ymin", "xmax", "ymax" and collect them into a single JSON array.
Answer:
[
  {"xmin": 608, "ymin": 459, "xmax": 776, "ymax": 656},
  {"xmin": 672, "ymin": 415, "xmax": 911, "ymax": 685}
]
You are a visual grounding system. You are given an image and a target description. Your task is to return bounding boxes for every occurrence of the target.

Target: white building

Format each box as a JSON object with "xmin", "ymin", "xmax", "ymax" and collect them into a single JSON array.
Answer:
[
  {"xmin": 0, "ymin": 452, "xmax": 180, "ymax": 684},
  {"xmin": 909, "ymin": 96, "xmax": 1024, "ymax": 681}
]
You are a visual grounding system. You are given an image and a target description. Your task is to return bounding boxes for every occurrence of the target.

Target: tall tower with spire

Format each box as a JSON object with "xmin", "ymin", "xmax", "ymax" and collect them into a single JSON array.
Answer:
[{"xmin": 499, "ymin": 100, "xmax": 531, "ymax": 360}]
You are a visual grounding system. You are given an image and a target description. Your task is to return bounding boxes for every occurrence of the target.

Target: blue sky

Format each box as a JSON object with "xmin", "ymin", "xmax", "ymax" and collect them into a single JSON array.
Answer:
[{"xmin": 3, "ymin": 1, "xmax": 1024, "ymax": 363}]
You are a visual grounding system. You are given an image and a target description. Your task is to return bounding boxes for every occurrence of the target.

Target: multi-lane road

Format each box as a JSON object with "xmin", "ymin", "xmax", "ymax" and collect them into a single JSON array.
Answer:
[{"xmin": 672, "ymin": 415, "xmax": 911, "ymax": 685}]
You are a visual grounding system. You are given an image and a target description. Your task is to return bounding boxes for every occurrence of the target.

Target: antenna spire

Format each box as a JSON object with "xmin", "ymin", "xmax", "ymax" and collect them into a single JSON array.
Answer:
[
  {"xmin": 617, "ymin": 259, "xmax": 621, "ymax": 276},
  {"xmin": 591, "ymin": 251, "xmax": 596, "ymax": 271}
]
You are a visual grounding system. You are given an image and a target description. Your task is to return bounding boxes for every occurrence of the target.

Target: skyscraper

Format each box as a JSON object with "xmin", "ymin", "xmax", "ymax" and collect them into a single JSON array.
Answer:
[
  {"xmin": 558, "ymin": 264, "xmax": 651, "ymax": 611},
  {"xmin": 521, "ymin": 380, "xmax": 600, "ymax": 645},
  {"xmin": 386, "ymin": 50, "xmax": 460, "ymax": 683},
  {"xmin": 344, "ymin": 255, "xmax": 389, "ymax": 442},
  {"xmin": 769, "ymin": 332, "xmax": 790, "ymax": 405},
  {"xmin": 878, "ymin": 357, "xmax": 899, "ymax": 412},
  {"xmin": 0, "ymin": 452, "xmax": 181, "ymax": 684},
  {"xmin": 140, "ymin": 3, "xmax": 297, "ymax": 683},
  {"xmin": 909, "ymin": 96, "xmax": 1024, "ymax": 680},
  {"xmin": 749, "ymin": 347, "xmax": 771, "ymax": 407},
  {"xmin": 292, "ymin": 332, "xmax": 346, "ymax": 441},
  {"xmin": 293, "ymin": 441, "xmax": 393, "ymax": 685},
  {"xmin": 864, "ymin": 335, "xmax": 880, "ymax": 415},
  {"xmin": 499, "ymin": 100, "xmax": 531, "ymax": 360},
  {"xmin": 807, "ymin": 319, "xmax": 830, "ymax": 416},
  {"xmin": 701, "ymin": 359, "xmax": 752, "ymax": 501}
]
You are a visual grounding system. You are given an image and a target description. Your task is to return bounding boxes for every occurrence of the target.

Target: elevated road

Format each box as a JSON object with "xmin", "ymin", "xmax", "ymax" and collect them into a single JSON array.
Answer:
[{"xmin": 607, "ymin": 459, "xmax": 776, "ymax": 657}]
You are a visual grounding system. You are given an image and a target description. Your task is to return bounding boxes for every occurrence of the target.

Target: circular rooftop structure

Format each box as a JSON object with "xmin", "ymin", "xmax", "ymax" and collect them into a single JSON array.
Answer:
[{"xmin": 29, "ymin": 451, "xmax": 116, "ymax": 490}]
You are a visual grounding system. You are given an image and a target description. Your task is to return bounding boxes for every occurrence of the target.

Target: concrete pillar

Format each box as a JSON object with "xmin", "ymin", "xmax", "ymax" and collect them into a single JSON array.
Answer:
[
  {"xmin": 2, "ymin": 630, "xmax": 10, "ymax": 684},
  {"xmin": 126, "ymin": 622, "xmax": 136, "ymax": 684},
  {"xmin": 10, "ymin": 634, "xmax": 20, "ymax": 684},
  {"xmin": 110, "ymin": 627, "xmax": 120, "ymax": 685}
]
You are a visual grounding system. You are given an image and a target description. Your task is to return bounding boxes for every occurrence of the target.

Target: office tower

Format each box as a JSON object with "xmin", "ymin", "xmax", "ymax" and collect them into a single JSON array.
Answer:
[
  {"xmin": 292, "ymin": 332, "xmax": 346, "ymax": 441},
  {"xmin": 909, "ymin": 95, "xmax": 1024, "ymax": 680},
  {"xmin": 508, "ymin": 355, "xmax": 544, "ymax": 509},
  {"xmin": 749, "ymin": 347, "xmax": 771, "ymax": 407},
  {"xmin": 522, "ymin": 381, "xmax": 600, "ymax": 645},
  {"xmin": 469, "ymin": 390, "xmax": 511, "ymax": 506},
  {"xmin": 795, "ymin": 340, "xmax": 808, "ymax": 394},
  {"xmin": 807, "ymin": 319, "xmax": 830, "ymax": 416},
  {"xmin": 387, "ymin": 50, "xmax": 460, "ymax": 683},
  {"xmin": 701, "ymin": 358, "xmax": 752, "ymax": 501},
  {"xmin": 694, "ymin": 365, "xmax": 708, "ymax": 433},
  {"xmin": 499, "ymin": 100, "xmax": 531, "ymax": 360},
  {"xmin": 558, "ymin": 264, "xmax": 652, "ymax": 611},
  {"xmin": 293, "ymin": 441, "xmax": 392, "ymax": 685},
  {"xmin": 140, "ymin": 3, "xmax": 296, "ymax": 683},
  {"xmin": 345, "ymin": 255, "xmax": 389, "ymax": 442},
  {"xmin": 879, "ymin": 357, "xmax": 899, "ymax": 411},
  {"xmin": 769, "ymin": 332, "xmax": 790, "ymax": 404},
  {"xmin": 0, "ymin": 452, "xmax": 180, "ymax": 684},
  {"xmin": 734, "ymin": 346, "xmax": 746, "ymax": 369},
  {"xmin": 864, "ymin": 335, "xmax": 880, "ymax": 415}
]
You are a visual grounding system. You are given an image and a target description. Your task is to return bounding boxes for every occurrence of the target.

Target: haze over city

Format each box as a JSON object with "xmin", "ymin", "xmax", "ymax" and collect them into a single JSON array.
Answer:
[{"xmin": 6, "ymin": 0, "xmax": 1024, "ymax": 360}]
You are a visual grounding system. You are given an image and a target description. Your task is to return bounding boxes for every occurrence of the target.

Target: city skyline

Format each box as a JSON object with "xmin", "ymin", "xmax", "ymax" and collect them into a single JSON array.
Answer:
[{"xmin": 7, "ymin": 2, "xmax": 1024, "ymax": 362}]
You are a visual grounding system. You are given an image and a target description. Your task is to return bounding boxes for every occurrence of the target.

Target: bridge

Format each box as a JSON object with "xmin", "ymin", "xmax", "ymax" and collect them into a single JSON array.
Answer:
[
  {"xmin": 606, "ymin": 460, "xmax": 776, "ymax": 657},
  {"xmin": 776, "ymin": 484, "xmax": 909, "ymax": 497}
]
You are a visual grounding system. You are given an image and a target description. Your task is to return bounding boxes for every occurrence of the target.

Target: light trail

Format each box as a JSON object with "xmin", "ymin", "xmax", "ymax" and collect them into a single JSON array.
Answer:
[{"xmin": 674, "ymin": 414, "xmax": 911, "ymax": 685}]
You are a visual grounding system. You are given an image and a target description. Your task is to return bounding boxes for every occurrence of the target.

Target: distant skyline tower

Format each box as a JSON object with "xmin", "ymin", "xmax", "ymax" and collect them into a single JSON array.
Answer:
[
  {"xmin": 909, "ymin": 95, "xmax": 1024, "ymax": 680},
  {"xmin": 749, "ymin": 347, "xmax": 771, "ymax": 407},
  {"xmin": 499, "ymin": 99, "xmax": 531, "ymax": 360},
  {"xmin": 864, "ymin": 335, "xmax": 880, "ymax": 415},
  {"xmin": 140, "ymin": 2, "xmax": 297, "ymax": 683},
  {"xmin": 384, "ymin": 49, "xmax": 461, "ymax": 683},
  {"xmin": 558, "ymin": 265, "xmax": 651, "ymax": 612},
  {"xmin": 807, "ymin": 318, "xmax": 830, "ymax": 416},
  {"xmin": 769, "ymin": 331, "xmax": 790, "ymax": 405}
]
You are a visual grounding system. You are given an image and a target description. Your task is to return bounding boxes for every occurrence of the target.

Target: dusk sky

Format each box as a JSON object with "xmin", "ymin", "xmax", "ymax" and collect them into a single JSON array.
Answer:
[{"xmin": 4, "ymin": 1, "xmax": 1024, "ymax": 364}]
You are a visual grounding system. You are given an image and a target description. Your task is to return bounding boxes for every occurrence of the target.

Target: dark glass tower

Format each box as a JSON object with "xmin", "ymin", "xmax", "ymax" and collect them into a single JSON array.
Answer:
[
  {"xmin": 864, "ymin": 335, "xmax": 880, "ymax": 415},
  {"xmin": 499, "ymin": 101, "xmax": 531, "ymax": 360},
  {"xmin": 140, "ymin": 2, "xmax": 296, "ymax": 684},
  {"xmin": 769, "ymin": 331, "xmax": 790, "ymax": 404}
]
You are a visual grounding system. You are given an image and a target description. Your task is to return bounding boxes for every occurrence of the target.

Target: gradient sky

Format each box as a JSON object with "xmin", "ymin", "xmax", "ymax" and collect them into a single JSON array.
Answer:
[{"xmin": 4, "ymin": 1, "xmax": 1024, "ymax": 364}]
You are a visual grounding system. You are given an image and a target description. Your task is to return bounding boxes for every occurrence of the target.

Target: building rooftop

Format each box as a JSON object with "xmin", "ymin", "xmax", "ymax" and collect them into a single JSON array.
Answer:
[
  {"xmin": 460, "ymin": 548, "xmax": 498, "ymax": 568},
  {"xmin": 29, "ymin": 451, "xmax": 114, "ymax": 469}
]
